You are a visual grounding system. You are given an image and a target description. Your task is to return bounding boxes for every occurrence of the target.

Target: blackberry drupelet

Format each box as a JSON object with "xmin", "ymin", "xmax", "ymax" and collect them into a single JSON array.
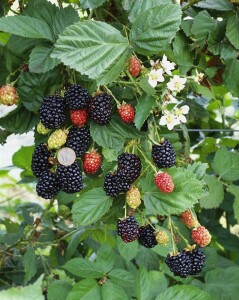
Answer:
[
  {"xmin": 189, "ymin": 248, "xmax": 205, "ymax": 275},
  {"xmin": 117, "ymin": 153, "xmax": 142, "ymax": 184},
  {"xmin": 103, "ymin": 172, "xmax": 130, "ymax": 197},
  {"xmin": 117, "ymin": 216, "xmax": 139, "ymax": 243},
  {"xmin": 40, "ymin": 95, "xmax": 66, "ymax": 129},
  {"xmin": 66, "ymin": 126, "xmax": 90, "ymax": 157},
  {"xmin": 89, "ymin": 93, "xmax": 112, "ymax": 125},
  {"xmin": 138, "ymin": 225, "xmax": 157, "ymax": 248},
  {"xmin": 57, "ymin": 161, "xmax": 83, "ymax": 193},
  {"xmin": 36, "ymin": 170, "xmax": 61, "ymax": 199},
  {"xmin": 64, "ymin": 84, "xmax": 90, "ymax": 109},
  {"xmin": 165, "ymin": 250, "xmax": 192, "ymax": 278},
  {"xmin": 152, "ymin": 139, "xmax": 176, "ymax": 168},
  {"xmin": 31, "ymin": 143, "xmax": 51, "ymax": 177}
]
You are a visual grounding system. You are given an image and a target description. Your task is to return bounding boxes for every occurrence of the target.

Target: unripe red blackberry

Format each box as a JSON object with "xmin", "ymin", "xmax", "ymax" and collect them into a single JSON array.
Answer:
[
  {"xmin": 152, "ymin": 139, "xmax": 176, "ymax": 168},
  {"xmin": 117, "ymin": 216, "xmax": 139, "ymax": 243},
  {"xmin": 129, "ymin": 56, "xmax": 141, "ymax": 78}
]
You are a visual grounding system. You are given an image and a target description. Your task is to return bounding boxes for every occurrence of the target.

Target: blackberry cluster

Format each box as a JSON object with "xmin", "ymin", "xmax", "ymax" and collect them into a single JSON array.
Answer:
[
  {"xmin": 152, "ymin": 139, "xmax": 176, "ymax": 168},
  {"xmin": 31, "ymin": 143, "xmax": 51, "ymax": 177},
  {"xmin": 66, "ymin": 126, "xmax": 90, "ymax": 157},
  {"xmin": 138, "ymin": 225, "xmax": 157, "ymax": 248},
  {"xmin": 117, "ymin": 153, "xmax": 142, "ymax": 184},
  {"xmin": 165, "ymin": 248, "xmax": 205, "ymax": 278},
  {"xmin": 89, "ymin": 93, "xmax": 112, "ymax": 125},
  {"xmin": 57, "ymin": 161, "xmax": 83, "ymax": 193},
  {"xmin": 36, "ymin": 171, "xmax": 61, "ymax": 199},
  {"xmin": 64, "ymin": 84, "xmax": 90, "ymax": 109},
  {"xmin": 40, "ymin": 95, "xmax": 66, "ymax": 129},
  {"xmin": 117, "ymin": 216, "xmax": 139, "ymax": 242},
  {"xmin": 103, "ymin": 172, "xmax": 130, "ymax": 197}
]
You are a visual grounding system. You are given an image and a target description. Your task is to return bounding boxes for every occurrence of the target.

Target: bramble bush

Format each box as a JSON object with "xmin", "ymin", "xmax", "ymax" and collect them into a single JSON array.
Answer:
[{"xmin": 0, "ymin": 0, "xmax": 239, "ymax": 299}]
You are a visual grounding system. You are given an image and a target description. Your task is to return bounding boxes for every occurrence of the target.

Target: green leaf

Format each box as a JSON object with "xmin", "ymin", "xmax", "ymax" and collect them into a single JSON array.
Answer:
[
  {"xmin": 212, "ymin": 146, "xmax": 239, "ymax": 181},
  {"xmin": 224, "ymin": 59, "xmax": 239, "ymax": 96},
  {"xmin": 0, "ymin": 275, "xmax": 43, "ymax": 300},
  {"xmin": 191, "ymin": 11, "xmax": 216, "ymax": 47},
  {"xmin": 138, "ymin": 78, "xmax": 156, "ymax": 96},
  {"xmin": 141, "ymin": 167, "xmax": 204, "ymax": 215},
  {"xmin": 12, "ymin": 146, "xmax": 34, "ymax": 172},
  {"xmin": 228, "ymin": 185, "xmax": 239, "ymax": 223},
  {"xmin": 187, "ymin": 162, "xmax": 208, "ymax": 181},
  {"xmin": 130, "ymin": 4, "xmax": 181, "ymax": 55},
  {"xmin": 72, "ymin": 188, "xmax": 112, "ymax": 226},
  {"xmin": 189, "ymin": 82, "xmax": 214, "ymax": 99},
  {"xmin": 117, "ymin": 236, "xmax": 139, "ymax": 262},
  {"xmin": 0, "ymin": 16, "xmax": 54, "ymax": 40},
  {"xmin": 53, "ymin": 6, "xmax": 79, "ymax": 36},
  {"xmin": 226, "ymin": 14, "xmax": 239, "ymax": 50},
  {"xmin": 108, "ymin": 269, "xmax": 134, "ymax": 287},
  {"xmin": 134, "ymin": 93, "xmax": 155, "ymax": 130},
  {"xmin": 200, "ymin": 175, "xmax": 224, "ymax": 209},
  {"xmin": 0, "ymin": 105, "xmax": 38, "ymax": 134},
  {"xmin": 0, "ymin": 129, "xmax": 11, "ymax": 145},
  {"xmin": 81, "ymin": 0, "xmax": 107, "ymax": 9},
  {"xmin": 22, "ymin": 247, "xmax": 37, "ymax": 284},
  {"xmin": 135, "ymin": 267, "xmax": 149, "ymax": 300},
  {"xmin": 29, "ymin": 44, "xmax": 60, "ymax": 73},
  {"xmin": 156, "ymin": 285, "xmax": 212, "ymax": 300},
  {"xmin": 148, "ymin": 271, "xmax": 168, "ymax": 299},
  {"xmin": 66, "ymin": 279, "xmax": 102, "ymax": 300},
  {"xmin": 63, "ymin": 258, "xmax": 104, "ymax": 278},
  {"xmin": 97, "ymin": 245, "xmax": 115, "ymax": 273},
  {"xmin": 17, "ymin": 69, "xmax": 63, "ymax": 112},
  {"xmin": 102, "ymin": 281, "xmax": 128, "ymax": 300},
  {"xmin": 196, "ymin": 0, "xmax": 234, "ymax": 11},
  {"xmin": 52, "ymin": 20, "xmax": 131, "ymax": 85},
  {"xmin": 90, "ymin": 116, "xmax": 141, "ymax": 149},
  {"xmin": 204, "ymin": 267, "xmax": 239, "ymax": 300},
  {"xmin": 123, "ymin": 0, "xmax": 172, "ymax": 23},
  {"xmin": 48, "ymin": 280, "xmax": 72, "ymax": 300}
]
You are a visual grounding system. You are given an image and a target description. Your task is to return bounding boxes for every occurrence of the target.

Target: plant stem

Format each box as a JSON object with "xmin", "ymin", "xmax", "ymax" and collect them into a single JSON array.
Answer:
[
  {"xmin": 103, "ymin": 85, "xmax": 120, "ymax": 106},
  {"xmin": 168, "ymin": 215, "xmax": 177, "ymax": 254},
  {"xmin": 136, "ymin": 146, "xmax": 157, "ymax": 173}
]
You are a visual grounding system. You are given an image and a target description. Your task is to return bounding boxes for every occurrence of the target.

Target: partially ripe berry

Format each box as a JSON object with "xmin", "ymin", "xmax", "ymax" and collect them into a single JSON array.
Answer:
[
  {"xmin": 180, "ymin": 210, "xmax": 197, "ymax": 228},
  {"xmin": 154, "ymin": 172, "xmax": 174, "ymax": 193},
  {"xmin": 0, "ymin": 84, "xmax": 19, "ymax": 106},
  {"xmin": 70, "ymin": 109, "xmax": 88, "ymax": 127},
  {"xmin": 83, "ymin": 151, "xmax": 102, "ymax": 174},
  {"xmin": 155, "ymin": 230, "xmax": 169, "ymax": 246},
  {"xmin": 117, "ymin": 216, "xmax": 139, "ymax": 243},
  {"xmin": 129, "ymin": 56, "xmax": 141, "ymax": 78},
  {"xmin": 118, "ymin": 103, "xmax": 135, "ymax": 124},
  {"xmin": 37, "ymin": 121, "xmax": 52, "ymax": 135},
  {"xmin": 191, "ymin": 226, "xmax": 211, "ymax": 247},
  {"xmin": 48, "ymin": 129, "xmax": 68, "ymax": 150},
  {"xmin": 126, "ymin": 186, "xmax": 141, "ymax": 209}
]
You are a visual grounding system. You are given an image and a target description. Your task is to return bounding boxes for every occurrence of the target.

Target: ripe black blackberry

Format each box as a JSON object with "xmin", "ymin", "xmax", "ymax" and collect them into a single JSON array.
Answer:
[
  {"xmin": 117, "ymin": 153, "xmax": 142, "ymax": 184},
  {"xmin": 89, "ymin": 93, "xmax": 112, "ymax": 125},
  {"xmin": 117, "ymin": 216, "xmax": 139, "ymax": 243},
  {"xmin": 165, "ymin": 250, "xmax": 192, "ymax": 278},
  {"xmin": 31, "ymin": 143, "xmax": 51, "ymax": 177},
  {"xmin": 40, "ymin": 95, "xmax": 66, "ymax": 129},
  {"xmin": 57, "ymin": 161, "xmax": 83, "ymax": 193},
  {"xmin": 64, "ymin": 84, "xmax": 90, "ymax": 109},
  {"xmin": 138, "ymin": 225, "xmax": 157, "ymax": 248},
  {"xmin": 189, "ymin": 248, "xmax": 205, "ymax": 275},
  {"xmin": 36, "ymin": 170, "xmax": 61, "ymax": 199},
  {"xmin": 103, "ymin": 172, "xmax": 130, "ymax": 197},
  {"xmin": 66, "ymin": 126, "xmax": 90, "ymax": 157},
  {"xmin": 152, "ymin": 139, "xmax": 176, "ymax": 168}
]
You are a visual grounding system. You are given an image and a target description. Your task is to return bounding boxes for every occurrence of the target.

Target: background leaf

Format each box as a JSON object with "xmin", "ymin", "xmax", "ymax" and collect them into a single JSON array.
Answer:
[
  {"xmin": 64, "ymin": 258, "xmax": 104, "ymax": 278},
  {"xmin": 130, "ymin": 4, "xmax": 181, "ymax": 55},
  {"xmin": 134, "ymin": 93, "xmax": 155, "ymax": 130},
  {"xmin": 200, "ymin": 175, "xmax": 224, "ymax": 209}
]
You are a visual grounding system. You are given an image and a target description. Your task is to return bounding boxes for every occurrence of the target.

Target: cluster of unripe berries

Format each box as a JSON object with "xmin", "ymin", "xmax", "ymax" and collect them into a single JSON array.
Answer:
[{"xmin": 0, "ymin": 84, "xmax": 19, "ymax": 106}]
